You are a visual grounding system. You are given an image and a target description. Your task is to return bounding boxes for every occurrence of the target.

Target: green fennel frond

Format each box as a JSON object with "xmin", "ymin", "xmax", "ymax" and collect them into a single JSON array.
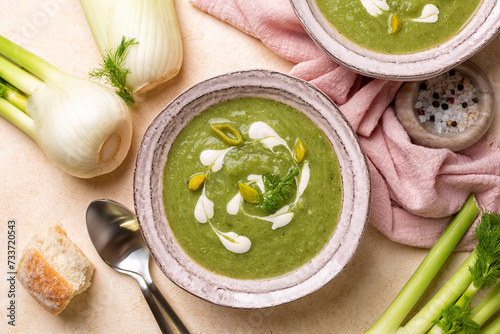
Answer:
[
  {"xmin": 263, "ymin": 173, "xmax": 281, "ymax": 190},
  {"xmin": 432, "ymin": 296, "xmax": 479, "ymax": 334},
  {"xmin": 89, "ymin": 36, "xmax": 137, "ymax": 106},
  {"xmin": 469, "ymin": 212, "xmax": 500, "ymax": 290},
  {"xmin": 260, "ymin": 167, "xmax": 299, "ymax": 213}
]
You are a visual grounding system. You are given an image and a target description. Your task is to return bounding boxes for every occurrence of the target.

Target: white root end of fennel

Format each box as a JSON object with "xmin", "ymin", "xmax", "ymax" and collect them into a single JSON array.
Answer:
[
  {"xmin": 99, "ymin": 132, "xmax": 122, "ymax": 164},
  {"xmin": 80, "ymin": 0, "xmax": 183, "ymax": 94}
]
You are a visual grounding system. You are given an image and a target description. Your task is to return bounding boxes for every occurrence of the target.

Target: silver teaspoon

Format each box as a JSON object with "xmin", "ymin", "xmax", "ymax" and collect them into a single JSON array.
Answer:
[{"xmin": 86, "ymin": 199, "xmax": 190, "ymax": 334}]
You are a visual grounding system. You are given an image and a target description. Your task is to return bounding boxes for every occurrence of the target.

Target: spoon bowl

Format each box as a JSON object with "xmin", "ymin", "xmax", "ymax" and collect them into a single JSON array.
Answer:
[
  {"xmin": 86, "ymin": 199, "xmax": 147, "ymax": 273},
  {"xmin": 86, "ymin": 199, "xmax": 189, "ymax": 334}
]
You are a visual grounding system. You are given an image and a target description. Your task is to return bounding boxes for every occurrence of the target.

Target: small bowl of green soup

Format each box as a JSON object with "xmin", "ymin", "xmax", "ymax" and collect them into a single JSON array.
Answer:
[
  {"xmin": 290, "ymin": 0, "xmax": 500, "ymax": 80},
  {"xmin": 134, "ymin": 70, "xmax": 371, "ymax": 308}
]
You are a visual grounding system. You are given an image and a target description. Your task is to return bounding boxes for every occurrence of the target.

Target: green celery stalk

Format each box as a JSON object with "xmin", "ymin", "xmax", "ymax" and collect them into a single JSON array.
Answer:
[
  {"xmin": 481, "ymin": 315, "xmax": 500, "ymax": 334},
  {"xmin": 470, "ymin": 284, "xmax": 500, "ymax": 327},
  {"xmin": 424, "ymin": 284, "xmax": 500, "ymax": 334},
  {"xmin": 365, "ymin": 195, "xmax": 479, "ymax": 334},
  {"xmin": 400, "ymin": 251, "xmax": 476, "ymax": 333},
  {"xmin": 427, "ymin": 211, "xmax": 500, "ymax": 334}
]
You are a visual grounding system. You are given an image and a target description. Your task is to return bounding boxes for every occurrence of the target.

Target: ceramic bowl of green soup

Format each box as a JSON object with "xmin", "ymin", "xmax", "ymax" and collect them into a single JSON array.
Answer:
[
  {"xmin": 290, "ymin": 0, "xmax": 500, "ymax": 80},
  {"xmin": 134, "ymin": 70, "xmax": 371, "ymax": 308}
]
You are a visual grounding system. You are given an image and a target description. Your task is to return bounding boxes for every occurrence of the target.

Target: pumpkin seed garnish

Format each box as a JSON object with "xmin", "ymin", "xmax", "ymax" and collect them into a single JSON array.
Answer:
[
  {"xmin": 238, "ymin": 182, "xmax": 261, "ymax": 204},
  {"xmin": 188, "ymin": 173, "xmax": 206, "ymax": 191},
  {"xmin": 388, "ymin": 14, "xmax": 401, "ymax": 34},
  {"xmin": 293, "ymin": 139, "xmax": 306, "ymax": 163}
]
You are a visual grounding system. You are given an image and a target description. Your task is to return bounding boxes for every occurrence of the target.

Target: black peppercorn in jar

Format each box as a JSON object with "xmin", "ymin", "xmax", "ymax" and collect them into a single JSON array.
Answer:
[{"xmin": 414, "ymin": 71, "xmax": 480, "ymax": 133}]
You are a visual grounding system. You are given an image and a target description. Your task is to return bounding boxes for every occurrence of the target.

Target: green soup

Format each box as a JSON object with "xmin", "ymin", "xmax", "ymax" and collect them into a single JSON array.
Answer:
[
  {"xmin": 163, "ymin": 97, "xmax": 342, "ymax": 279},
  {"xmin": 315, "ymin": 0, "xmax": 481, "ymax": 54}
]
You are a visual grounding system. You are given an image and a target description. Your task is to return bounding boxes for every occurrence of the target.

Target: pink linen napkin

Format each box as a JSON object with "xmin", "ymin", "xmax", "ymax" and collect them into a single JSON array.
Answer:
[{"xmin": 190, "ymin": 0, "xmax": 500, "ymax": 250}]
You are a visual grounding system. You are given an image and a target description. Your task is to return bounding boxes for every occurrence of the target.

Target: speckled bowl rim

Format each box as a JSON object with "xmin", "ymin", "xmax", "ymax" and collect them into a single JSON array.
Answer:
[
  {"xmin": 290, "ymin": 0, "xmax": 500, "ymax": 81},
  {"xmin": 133, "ymin": 69, "xmax": 371, "ymax": 308},
  {"xmin": 395, "ymin": 61, "xmax": 495, "ymax": 151}
]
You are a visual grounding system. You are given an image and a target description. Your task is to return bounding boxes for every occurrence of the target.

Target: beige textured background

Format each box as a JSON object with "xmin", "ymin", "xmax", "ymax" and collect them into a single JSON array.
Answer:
[{"xmin": 1, "ymin": 1, "xmax": 499, "ymax": 333}]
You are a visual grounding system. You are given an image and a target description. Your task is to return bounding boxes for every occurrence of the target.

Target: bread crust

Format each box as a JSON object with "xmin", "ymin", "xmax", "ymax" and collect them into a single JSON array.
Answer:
[{"xmin": 17, "ymin": 247, "xmax": 73, "ymax": 315}]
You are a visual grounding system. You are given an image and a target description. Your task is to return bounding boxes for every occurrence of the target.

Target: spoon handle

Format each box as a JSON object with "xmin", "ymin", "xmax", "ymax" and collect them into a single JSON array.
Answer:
[
  {"xmin": 148, "ymin": 280, "xmax": 191, "ymax": 334},
  {"xmin": 136, "ymin": 275, "xmax": 190, "ymax": 334}
]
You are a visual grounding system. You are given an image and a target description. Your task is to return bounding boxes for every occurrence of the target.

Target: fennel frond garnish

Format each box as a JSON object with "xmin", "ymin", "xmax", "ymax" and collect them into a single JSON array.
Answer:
[
  {"xmin": 80, "ymin": 0, "xmax": 183, "ymax": 94},
  {"xmin": 261, "ymin": 167, "xmax": 300, "ymax": 213},
  {"xmin": 89, "ymin": 36, "xmax": 137, "ymax": 106}
]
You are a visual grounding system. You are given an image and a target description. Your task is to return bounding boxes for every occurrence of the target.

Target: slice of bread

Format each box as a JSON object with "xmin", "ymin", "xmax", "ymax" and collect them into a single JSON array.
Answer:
[{"xmin": 17, "ymin": 226, "xmax": 94, "ymax": 315}]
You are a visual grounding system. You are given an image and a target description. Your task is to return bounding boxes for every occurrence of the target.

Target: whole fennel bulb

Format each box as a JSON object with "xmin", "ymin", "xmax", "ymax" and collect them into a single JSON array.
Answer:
[{"xmin": 0, "ymin": 35, "xmax": 132, "ymax": 178}]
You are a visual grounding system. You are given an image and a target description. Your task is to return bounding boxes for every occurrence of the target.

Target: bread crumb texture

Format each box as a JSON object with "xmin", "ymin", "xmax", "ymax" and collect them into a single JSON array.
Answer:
[{"xmin": 17, "ymin": 226, "xmax": 94, "ymax": 315}]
